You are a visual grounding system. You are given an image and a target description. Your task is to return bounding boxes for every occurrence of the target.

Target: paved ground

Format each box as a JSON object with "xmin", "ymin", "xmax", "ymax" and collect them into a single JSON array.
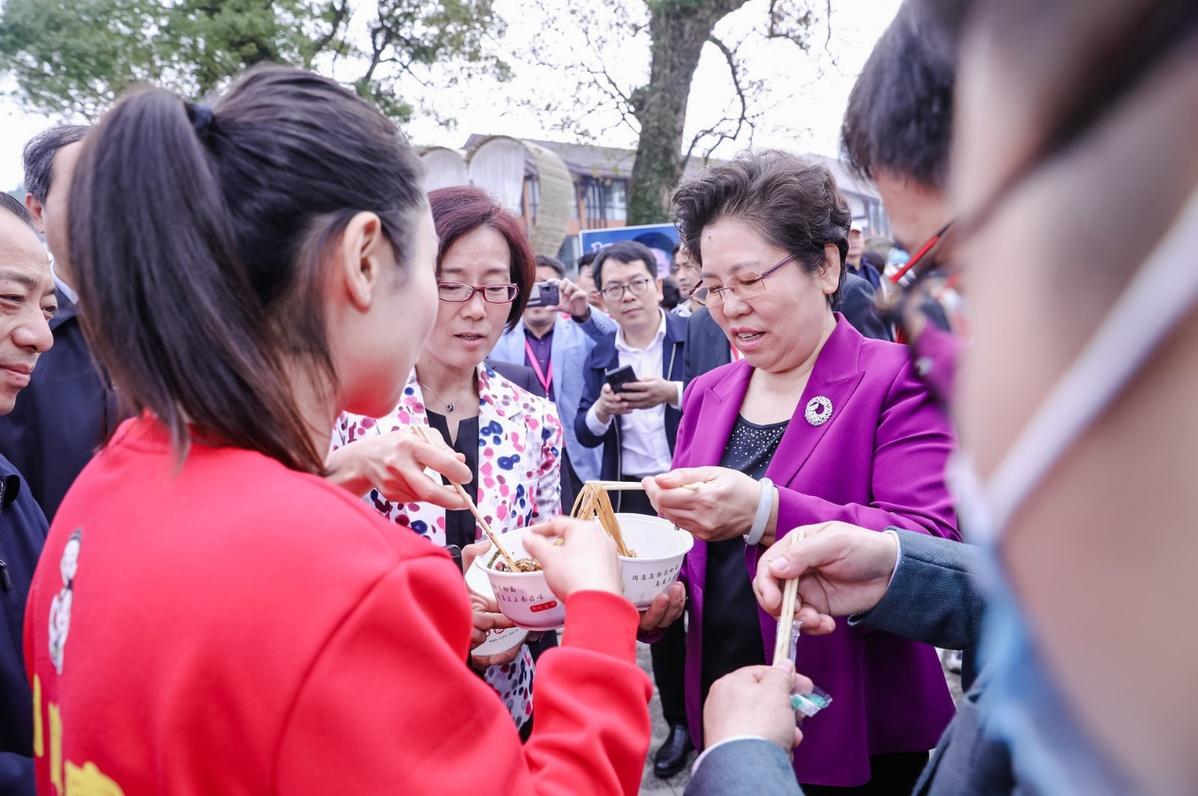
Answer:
[
  {"xmin": 637, "ymin": 641, "xmax": 693, "ymax": 795},
  {"xmin": 634, "ymin": 643, "xmax": 963, "ymax": 795}
]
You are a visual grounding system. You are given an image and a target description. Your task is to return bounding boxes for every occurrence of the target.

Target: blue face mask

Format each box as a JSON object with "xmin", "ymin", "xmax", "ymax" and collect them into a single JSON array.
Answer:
[{"xmin": 949, "ymin": 187, "xmax": 1198, "ymax": 795}]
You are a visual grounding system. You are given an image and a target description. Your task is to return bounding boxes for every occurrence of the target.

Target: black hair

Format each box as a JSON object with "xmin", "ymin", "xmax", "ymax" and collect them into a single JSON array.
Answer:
[
  {"xmin": 428, "ymin": 185, "xmax": 536, "ymax": 330},
  {"xmin": 592, "ymin": 241, "xmax": 657, "ymax": 288},
  {"xmin": 535, "ymin": 254, "xmax": 566, "ymax": 279},
  {"xmin": 576, "ymin": 250, "xmax": 598, "ymax": 271},
  {"xmin": 0, "ymin": 193, "xmax": 33, "ymax": 228},
  {"xmin": 661, "ymin": 277, "xmax": 681, "ymax": 311},
  {"xmin": 69, "ymin": 65, "xmax": 426, "ymax": 473},
  {"xmin": 672, "ymin": 150, "xmax": 851, "ymax": 306},
  {"xmin": 840, "ymin": 5, "xmax": 959, "ymax": 189},
  {"xmin": 22, "ymin": 125, "xmax": 90, "ymax": 204}
]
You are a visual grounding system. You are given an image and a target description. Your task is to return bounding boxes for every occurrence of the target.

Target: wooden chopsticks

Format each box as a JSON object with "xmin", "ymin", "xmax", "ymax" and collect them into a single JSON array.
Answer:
[
  {"xmin": 412, "ymin": 425, "xmax": 520, "ymax": 572},
  {"xmin": 772, "ymin": 528, "xmax": 807, "ymax": 665}
]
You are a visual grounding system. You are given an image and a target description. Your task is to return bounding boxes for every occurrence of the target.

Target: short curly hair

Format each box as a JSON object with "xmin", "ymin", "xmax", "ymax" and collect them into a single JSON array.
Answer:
[{"xmin": 671, "ymin": 151, "xmax": 851, "ymax": 306}]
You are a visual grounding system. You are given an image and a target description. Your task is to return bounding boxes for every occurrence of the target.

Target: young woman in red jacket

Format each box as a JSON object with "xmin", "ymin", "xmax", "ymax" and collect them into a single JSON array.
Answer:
[{"xmin": 23, "ymin": 66, "xmax": 664, "ymax": 795}]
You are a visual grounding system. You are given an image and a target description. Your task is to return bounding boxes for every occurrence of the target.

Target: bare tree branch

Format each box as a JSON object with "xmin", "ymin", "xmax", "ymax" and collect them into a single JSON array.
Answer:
[
  {"xmin": 579, "ymin": 24, "xmax": 634, "ymax": 107},
  {"xmin": 683, "ymin": 34, "xmax": 751, "ymax": 164},
  {"xmin": 312, "ymin": 0, "xmax": 352, "ymax": 57},
  {"xmin": 361, "ymin": 16, "xmax": 393, "ymax": 84}
]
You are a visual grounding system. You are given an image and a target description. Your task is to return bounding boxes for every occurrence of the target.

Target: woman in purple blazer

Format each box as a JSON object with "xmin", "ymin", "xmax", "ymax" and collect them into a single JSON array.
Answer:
[{"xmin": 644, "ymin": 152, "xmax": 959, "ymax": 792}]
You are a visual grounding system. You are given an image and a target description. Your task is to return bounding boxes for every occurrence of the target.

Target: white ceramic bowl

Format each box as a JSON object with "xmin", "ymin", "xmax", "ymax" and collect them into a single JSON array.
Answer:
[
  {"xmin": 613, "ymin": 513, "xmax": 694, "ymax": 608},
  {"xmin": 479, "ymin": 529, "xmax": 566, "ymax": 631}
]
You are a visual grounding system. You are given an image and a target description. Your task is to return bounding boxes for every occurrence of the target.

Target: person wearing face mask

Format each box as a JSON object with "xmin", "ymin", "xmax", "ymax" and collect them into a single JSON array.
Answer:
[
  {"xmin": 841, "ymin": 2, "xmax": 969, "ymax": 407},
  {"xmin": 329, "ymin": 186, "xmax": 571, "ymax": 731},
  {"xmin": 24, "ymin": 67, "xmax": 654, "ymax": 794},
  {"xmin": 642, "ymin": 151, "xmax": 960, "ymax": 793},
  {"xmin": 691, "ymin": 0, "xmax": 1198, "ymax": 793}
]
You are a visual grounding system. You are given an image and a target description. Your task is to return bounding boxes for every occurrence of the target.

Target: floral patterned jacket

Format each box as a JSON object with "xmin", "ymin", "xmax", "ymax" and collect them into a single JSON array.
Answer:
[
  {"xmin": 330, "ymin": 363, "xmax": 564, "ymax": 728},
  {"xmin": 332, "ymin": 364, "xmax": 564, "ymax": 546}
]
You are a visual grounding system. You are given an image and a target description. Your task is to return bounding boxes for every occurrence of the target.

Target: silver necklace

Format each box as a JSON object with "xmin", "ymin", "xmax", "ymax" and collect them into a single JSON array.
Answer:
[{"xmin": 419, "ymin": 380, "xmax": 471, "ymax": 413}]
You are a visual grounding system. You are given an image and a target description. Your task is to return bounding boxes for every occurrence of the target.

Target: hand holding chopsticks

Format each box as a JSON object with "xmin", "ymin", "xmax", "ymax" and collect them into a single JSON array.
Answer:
[
  {"xmin": 642, "ymin": 466, "xmax": 771, "ymax": 544},
  {"xmin": 412, "ymin": 425, "xmax": 520, "ymax": 572},
  {"xmin": 772, "ymin": 528, "xmax": 806, "ymax": 667}
]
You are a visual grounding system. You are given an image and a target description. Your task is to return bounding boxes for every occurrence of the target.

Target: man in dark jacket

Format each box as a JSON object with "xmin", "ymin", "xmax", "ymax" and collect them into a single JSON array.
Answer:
[
  {"xmin": 0, "ymin": 126, "xmax": 118, "ymax": 521},
  {"xmin": 837, "ymin": 271, "xmax": 893, "ymax": 341},
  {"xmin": 574, "ymin": 241, "xmax": 686, "ymax": 498},
  {"xmin": 0, "ymin": 193, "xmax": 59, "ymax": 796},
  {"xmin": 573, "ymin": 241, "xmax": 691, "ymax": 777}
]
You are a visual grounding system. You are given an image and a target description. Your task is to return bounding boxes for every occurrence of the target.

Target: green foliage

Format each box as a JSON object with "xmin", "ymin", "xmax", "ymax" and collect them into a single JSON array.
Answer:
[{"xmin": 0, "ymin": 0, "xmax": 506, "ymax": 121}]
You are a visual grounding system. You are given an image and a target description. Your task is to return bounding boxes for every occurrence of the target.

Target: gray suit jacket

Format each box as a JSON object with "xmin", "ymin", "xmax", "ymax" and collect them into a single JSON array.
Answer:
[
  {"xmin": 686, "ymin": 532, "xmax": 1016, "ymax": 796},
  {"xmin": 850, "ymin": 530, "xmax": 984, "ymax": 651},
  {"xmin": 686, "ymin": 739, "xmax": 801, "ymax": 796},
  {"xmin": 853, "ymin": 531, "xmax": 1012, "ymax": 796}
]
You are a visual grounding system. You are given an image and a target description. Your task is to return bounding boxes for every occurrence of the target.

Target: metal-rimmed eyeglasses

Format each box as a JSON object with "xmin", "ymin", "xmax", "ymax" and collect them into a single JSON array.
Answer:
[{"xmin": 690, "ymin": 252, "xmax": 800, "ymax": 306}]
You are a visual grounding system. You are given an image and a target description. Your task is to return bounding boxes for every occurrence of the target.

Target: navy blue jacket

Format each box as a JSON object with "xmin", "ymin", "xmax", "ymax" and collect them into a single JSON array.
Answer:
[
  {"xmin": 837, "ymin": 271, "xmax": 893, "ymax": 342},
  {"xmin": 0, "ymin": 453, "xmax": 48, "ymax": 795},
  {"xmin": 574, "ymin": 311, "xmax": 687, "ymax": 483},
  {"xmin": 0, "ymin": 292, "xmax": 117, "ymax": 520}
]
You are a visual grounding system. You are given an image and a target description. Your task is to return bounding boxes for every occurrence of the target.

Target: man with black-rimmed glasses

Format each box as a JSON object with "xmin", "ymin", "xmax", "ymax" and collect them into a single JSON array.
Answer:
[{"xmin": 574, "ymin": 240, "xmax": 692, "ymax": 777}]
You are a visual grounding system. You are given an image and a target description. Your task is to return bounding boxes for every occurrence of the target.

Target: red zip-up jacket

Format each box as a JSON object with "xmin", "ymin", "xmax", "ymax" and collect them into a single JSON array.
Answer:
[{"xmin": 24, "ymin": 417, "xmax": 651, "ymax": 794}]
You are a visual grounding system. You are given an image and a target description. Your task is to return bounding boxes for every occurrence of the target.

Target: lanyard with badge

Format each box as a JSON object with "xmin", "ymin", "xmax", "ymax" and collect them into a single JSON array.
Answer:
[{"xmin": 524, "ymin": 340, "xmax": 552, "ymax": 396}]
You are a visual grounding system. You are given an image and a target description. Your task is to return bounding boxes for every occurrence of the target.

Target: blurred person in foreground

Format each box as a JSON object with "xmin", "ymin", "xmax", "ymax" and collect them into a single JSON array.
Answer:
[
  {"xmin": 841, "ymin": 3, "xmax": 968, "ymax": 406},
  {"xmin": 691, "ymin": 0, "xmax": 1198, "ymax": 793}
]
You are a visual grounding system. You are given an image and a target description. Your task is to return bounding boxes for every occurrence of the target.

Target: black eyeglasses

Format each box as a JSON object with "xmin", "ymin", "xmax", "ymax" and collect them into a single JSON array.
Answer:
[
  {"xmin": 691, "ymin": 252, "xmax": 800, "ymax": 306},
  {"xmin": 600, "ymin": 277, "xmax": 655, "ymax": 302},
  {"xmin": 437, "ymin": 282, "xmax": 519, "ymax": 304}
]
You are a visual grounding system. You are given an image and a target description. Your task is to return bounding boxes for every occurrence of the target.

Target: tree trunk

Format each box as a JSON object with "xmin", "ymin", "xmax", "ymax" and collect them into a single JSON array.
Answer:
[{"xmin": 626, "ymin": 0, "xmax": 747, "ymax": 225}]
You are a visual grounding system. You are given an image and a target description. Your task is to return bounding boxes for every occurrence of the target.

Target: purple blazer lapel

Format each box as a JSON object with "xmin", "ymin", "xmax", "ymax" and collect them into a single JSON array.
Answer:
[
  {"xmin": 765, "ymin": 316, "xmax": 866, "ymax": 489},
  {"xmin": 682, "ymin": 361, "xmax": 752, "ymax": 468},
  {"xmin": 678, "ymin": 361, "xmax": 752, "ymax": 617}
]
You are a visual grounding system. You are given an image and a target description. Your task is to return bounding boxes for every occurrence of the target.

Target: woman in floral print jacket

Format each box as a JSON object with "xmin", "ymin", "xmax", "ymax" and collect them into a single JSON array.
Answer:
[{"xmin": 328, "ymin": 186, "xmax": 563, "ymax": 731}]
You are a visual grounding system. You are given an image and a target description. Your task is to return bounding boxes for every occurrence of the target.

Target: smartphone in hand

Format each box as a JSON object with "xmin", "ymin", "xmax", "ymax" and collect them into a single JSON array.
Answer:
[
  {"xmin": 604, "ymin": 364, "xmax": 638, "ymax": 393},
  {"xmin": 526, "ymin": 281, "xmax": 561, "ymax": 309}
]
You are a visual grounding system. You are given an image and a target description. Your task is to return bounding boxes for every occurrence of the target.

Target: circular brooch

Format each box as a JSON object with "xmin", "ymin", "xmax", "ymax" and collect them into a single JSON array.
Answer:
[{"xmin": 804, "ymin": 395, "xmax": 833, "ymax": 427}]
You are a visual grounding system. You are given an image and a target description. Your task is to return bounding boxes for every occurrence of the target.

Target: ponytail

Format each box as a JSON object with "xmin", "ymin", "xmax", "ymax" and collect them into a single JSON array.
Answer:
[{"xmin": 68, "ymin": 67, "xmax": 426, "ymax": 472}]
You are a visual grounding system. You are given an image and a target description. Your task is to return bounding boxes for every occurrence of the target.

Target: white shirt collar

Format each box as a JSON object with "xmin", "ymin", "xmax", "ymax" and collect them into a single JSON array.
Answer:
[
  {"xmin": 52, "ymin": 261, "xmax": 78, "ymax": 304},
  {"xmin": 614, "ymin": 308, "xmax": 666, "ymax": 353}
]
